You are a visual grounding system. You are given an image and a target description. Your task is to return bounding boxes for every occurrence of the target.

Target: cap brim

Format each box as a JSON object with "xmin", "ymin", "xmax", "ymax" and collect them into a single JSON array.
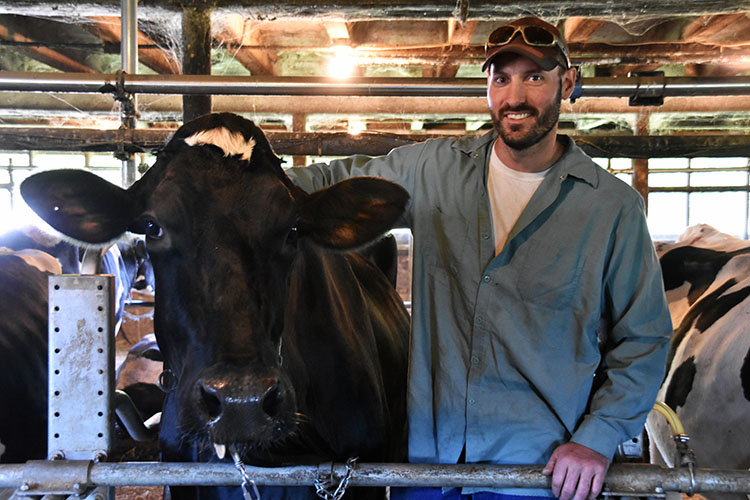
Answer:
[{"xmin": 482, "ymin": 45, "xmax": 562, "ymax": 72}]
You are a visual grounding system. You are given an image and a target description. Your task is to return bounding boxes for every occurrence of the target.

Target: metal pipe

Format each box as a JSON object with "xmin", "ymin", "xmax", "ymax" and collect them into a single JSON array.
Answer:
[
  {"xmin": 1, "ymin": 462, "xmax": 749, "ymax": 495},
  {"xmin": 121, "ymin": 0, "xmax": 137, "ymax": 76},
  {"xmin": 2, "ymin": 72, "xmax": 750, "ymax": 98},
  {"xmin": 120, "ymin": 0, "xmax": 138, "ymax": 188},
  {"xmin": 580, "ymin": 76, "xmax": 750, "ymax": 98},
  {"xmin": 113, "ymin": 390, "xmax": 158, "ymax": 442}
]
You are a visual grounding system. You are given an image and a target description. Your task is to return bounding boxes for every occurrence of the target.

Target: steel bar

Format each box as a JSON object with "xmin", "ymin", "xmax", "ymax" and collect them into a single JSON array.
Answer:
[
  {"xmin": 2, "ymin": 72, "xmax": 750, "ymax": 98},
  {"xmin": 119, "ymin": 0, "xmax": 138, "ymax": 188},
  {"xmin": 1, "ymin": 462, "xmax": 750, "ymax": 495},
  {"xmin": 580, "ymin": 76, "xmax": 750, "ymax": 98}
]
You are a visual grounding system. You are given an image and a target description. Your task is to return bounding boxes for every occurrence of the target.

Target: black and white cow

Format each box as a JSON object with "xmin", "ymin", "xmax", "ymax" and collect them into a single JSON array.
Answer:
[
  {"xmin": 0, "ymin": 231, "xmax": 154, "ymax": 464},
  {"xmin": 0, "ymin": 251, "xmax": 54, "ymax": 463},
  {"xmin": 0, "ymin": 225, "xmax": 80, "ymax": 274},
  {"xmin": 646, "ymin": 224, "xmax": 750, "ymax": 500},
  {"xmin": 21, "ymin": 112, "xmax": 411, "ymax": 500}
]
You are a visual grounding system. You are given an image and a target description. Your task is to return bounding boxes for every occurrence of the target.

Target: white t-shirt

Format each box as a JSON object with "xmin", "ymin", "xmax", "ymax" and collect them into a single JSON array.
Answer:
[{"xmin": 487, "ymin": 143, "xmax": 551, "ymax": 255}]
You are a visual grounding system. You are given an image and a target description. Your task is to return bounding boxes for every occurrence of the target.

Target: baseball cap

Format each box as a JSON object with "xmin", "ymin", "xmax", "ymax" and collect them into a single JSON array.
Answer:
[{"xmin": 482, "ymin": 17, "xmax": 570, "ymax": 72}]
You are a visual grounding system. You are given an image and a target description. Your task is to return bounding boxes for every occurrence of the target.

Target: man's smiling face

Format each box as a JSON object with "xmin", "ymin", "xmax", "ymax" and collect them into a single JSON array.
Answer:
[{"xmin": 487, "ymin": 53, "xmax": 564, "ymax": 151}]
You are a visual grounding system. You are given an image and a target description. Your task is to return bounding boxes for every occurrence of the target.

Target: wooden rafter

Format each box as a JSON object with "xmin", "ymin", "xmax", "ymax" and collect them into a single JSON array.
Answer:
[
  {"xmin": 563, "ymin": 18, "xmax": 607, "ymax": 44},
  {"xmin": 213, "ymin": 16, "xmax": 277, "ymax": 76},
  {"xmin": 0, "ymin": 22, "xmax": 94, "ymax": 73},
  {"xmin": 85, "ymin": 16, "xmax": 180, "ymax": 74},
  {"xmin": 682, "ymin": 13, "xmax": 750, "ymax": 45},
  {"xmin": 427, "ymin": 19, "xmax": 478, "ymax": 78}
]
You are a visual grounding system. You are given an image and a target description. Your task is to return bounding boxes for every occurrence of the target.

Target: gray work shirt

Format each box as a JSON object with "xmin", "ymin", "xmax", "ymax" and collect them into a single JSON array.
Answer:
[{"xmin": 287, "ymin": 131, "xmax": 673, "ymax": 496}]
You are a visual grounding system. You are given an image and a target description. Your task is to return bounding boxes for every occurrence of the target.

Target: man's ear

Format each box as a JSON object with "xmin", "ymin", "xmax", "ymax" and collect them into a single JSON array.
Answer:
[{"xmin": 561, "ymin": 66, "xmax": 578, "ymax": 100}]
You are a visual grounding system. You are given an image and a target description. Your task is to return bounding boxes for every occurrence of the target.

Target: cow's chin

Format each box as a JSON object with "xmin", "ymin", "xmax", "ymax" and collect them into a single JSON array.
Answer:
[{"xmin": 204, "ymin": 417, "xmax": 300, "ymax": 461}]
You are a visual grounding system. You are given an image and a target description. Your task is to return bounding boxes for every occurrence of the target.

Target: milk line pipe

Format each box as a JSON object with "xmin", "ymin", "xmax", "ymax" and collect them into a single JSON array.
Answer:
[{"xmin": 1, "ymin": 71, "xmax": 750, "ymax": 98}]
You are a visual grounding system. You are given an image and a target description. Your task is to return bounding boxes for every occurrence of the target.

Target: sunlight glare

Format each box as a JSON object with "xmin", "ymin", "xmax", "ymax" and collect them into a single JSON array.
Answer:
[{"xmin": 328, "ymin": 46, "xmax": 356, "ymax": 79}]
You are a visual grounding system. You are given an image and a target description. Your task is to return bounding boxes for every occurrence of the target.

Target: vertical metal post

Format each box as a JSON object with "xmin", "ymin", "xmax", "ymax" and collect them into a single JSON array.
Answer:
[
  {"xmin": 47, "ymin": 275, "xmax": 115, "ymax": 462},
  {"xmin": 120, "ymin": 0, "xmax": 138, "ymax": 188}
]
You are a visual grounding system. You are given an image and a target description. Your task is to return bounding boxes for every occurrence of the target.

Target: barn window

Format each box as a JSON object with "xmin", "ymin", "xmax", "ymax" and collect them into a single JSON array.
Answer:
[{"xmin": 647, "ymin": 157, "xmax": 750, "ymax": 240}]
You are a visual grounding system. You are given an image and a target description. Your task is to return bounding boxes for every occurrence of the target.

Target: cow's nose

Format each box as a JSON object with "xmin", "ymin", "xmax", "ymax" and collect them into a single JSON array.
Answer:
[
  {"xmin": 198, "ymin": 381, "xmax": 224, "ymax": 421},
  {"xmin": 197, "ymin": 376, "xmax": 284, "ymax": 423}
]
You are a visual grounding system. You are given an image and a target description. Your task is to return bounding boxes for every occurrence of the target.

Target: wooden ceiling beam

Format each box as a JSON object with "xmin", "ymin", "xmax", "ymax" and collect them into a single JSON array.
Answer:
[
  {"xmin": 0, "ymin": 0, "xmax": 747, "ymax": 20},
  {"xmin": 85, "ymin": 16, "xmax": 180, "ymax": 74},
  {"xmin": 213, "ymin": 18, "xmax": 277, "ymax": 76},
  {"xmin": 0, "ymin": 22, "xmax": 95, "ymax": 73},
  {"xmin": 1, "ymin": 127, "xmax": 749, "ymax": 159},
  {"xmin": 563, "ymin": 18, "xmax": 606, "ymax": 44},
  {"xmin": 682, "ymin": 13, "xmax": 750, "ymax": 43},
  {"xmin": 427, "ymin": 19, "xmax": 478, "ymax": 78},
  {"xmin": 569, "ymin": 42, "xmax": 750, "ymax": 66}
]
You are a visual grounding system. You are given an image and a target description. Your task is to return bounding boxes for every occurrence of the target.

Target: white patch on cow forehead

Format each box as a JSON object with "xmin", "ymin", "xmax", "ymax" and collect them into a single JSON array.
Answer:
[{"xmin": 184, "ymin": 128, "xmax": 256, "ymax": 161}]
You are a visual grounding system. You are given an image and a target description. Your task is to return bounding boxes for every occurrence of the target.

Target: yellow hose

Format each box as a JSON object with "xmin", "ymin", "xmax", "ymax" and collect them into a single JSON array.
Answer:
[{"xmin": 653, "ymin": 400, "xmax": 686, "ymax": 436}]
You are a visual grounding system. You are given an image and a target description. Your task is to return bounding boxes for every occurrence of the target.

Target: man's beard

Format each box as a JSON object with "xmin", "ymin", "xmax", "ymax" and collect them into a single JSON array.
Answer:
[{"xmin": 491, "ymin": 83, "xmax": 562, "ymax": 151}]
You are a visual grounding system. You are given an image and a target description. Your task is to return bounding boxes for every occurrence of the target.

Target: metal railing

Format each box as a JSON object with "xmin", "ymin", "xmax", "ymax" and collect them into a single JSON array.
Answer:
[
  {"xmin": 1, "ymin": 460, "xmax": 750, "ymax": 498},
  {"xmin": 1, "ymin": 71, "xmax": 750, "ymax": 100}
]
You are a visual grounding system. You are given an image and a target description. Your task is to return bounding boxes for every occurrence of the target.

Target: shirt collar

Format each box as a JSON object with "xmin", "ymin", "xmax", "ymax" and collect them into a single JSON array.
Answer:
[
  {"xmin": 453, "ymin": 131, "xmax": 599, "ymax": 189},
  {"xmin": 551, "ymin": 135, "xmax": 599, "ymax": 188}
]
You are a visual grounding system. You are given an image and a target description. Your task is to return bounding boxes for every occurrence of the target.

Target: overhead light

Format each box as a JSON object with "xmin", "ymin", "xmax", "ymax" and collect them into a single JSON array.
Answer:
[
  {"xmin": 348, "ymin": 118, "xmax": 366, "ymax": 135},
  {"xmin": 328, "ymin": 45, "xmax": 356, "ymax": 79}
]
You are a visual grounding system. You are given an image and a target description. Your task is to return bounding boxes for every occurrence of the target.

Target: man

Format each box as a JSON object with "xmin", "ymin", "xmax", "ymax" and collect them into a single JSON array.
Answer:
[{"xmin": 287, "ymin": 17, "xmax": 672, "ymax": 500}]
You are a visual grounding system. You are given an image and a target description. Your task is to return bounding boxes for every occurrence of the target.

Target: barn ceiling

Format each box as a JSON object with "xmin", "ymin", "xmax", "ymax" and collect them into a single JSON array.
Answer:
[{"xmin": 0, "ymin": 0, "xmax": 750, "ymax": 140}]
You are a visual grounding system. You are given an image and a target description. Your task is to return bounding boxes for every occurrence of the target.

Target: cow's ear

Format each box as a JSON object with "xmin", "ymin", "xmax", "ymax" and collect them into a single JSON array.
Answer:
[
  {"xmin": 298, "ymin": 177, "xmax": 408, "ymax": 249},
  {"xmin": 21, "ymin": 169, "xmax": 135, "ymax": 244}
]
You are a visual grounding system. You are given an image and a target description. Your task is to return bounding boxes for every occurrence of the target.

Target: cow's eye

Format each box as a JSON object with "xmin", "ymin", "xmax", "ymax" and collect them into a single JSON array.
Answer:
[
  {"xmin": 285, "ymin": 226, "xmax": 299, "ymax": 247},
  {"xmin": 142, "ymin": 218, "xmax": 164, "ymax": 239}
]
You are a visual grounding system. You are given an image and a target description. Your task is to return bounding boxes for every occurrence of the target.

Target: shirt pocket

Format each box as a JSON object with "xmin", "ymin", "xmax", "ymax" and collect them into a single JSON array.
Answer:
[{"xmin": 516, "ymin": 239, "xmax": 585, "ymax": 310}]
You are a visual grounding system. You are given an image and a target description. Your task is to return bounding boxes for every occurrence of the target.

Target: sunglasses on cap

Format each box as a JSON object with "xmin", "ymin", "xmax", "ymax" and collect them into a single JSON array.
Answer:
[{"xmin": 485, "ymin": 24, "xmax": 569, "ymax": 62}]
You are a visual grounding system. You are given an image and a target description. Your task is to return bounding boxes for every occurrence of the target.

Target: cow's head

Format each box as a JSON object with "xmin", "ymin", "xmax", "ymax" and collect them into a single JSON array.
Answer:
[{"xmin": 21, "ymin": 112, "xmax": 408, "ymax": 458}]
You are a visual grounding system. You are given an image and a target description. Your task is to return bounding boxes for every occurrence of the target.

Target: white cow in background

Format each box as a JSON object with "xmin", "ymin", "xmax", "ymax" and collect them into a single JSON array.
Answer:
[{"xmin": 647, "ymin": 224, "xmax": 750, "ymax": 500}]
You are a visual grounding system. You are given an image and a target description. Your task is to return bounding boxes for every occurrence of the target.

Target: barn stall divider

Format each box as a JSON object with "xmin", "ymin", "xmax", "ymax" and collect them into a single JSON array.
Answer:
[{"xmin": 1, "ymin": 276, "xmax": 750, "ymax": 500}]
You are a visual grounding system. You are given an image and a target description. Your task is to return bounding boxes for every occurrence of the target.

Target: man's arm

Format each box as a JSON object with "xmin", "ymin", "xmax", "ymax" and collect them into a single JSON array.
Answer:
[
  {"xmin": 287, "ymin": 143, "xmax": 425, "ymax": 193},
  {"xmin": 545, "ymin": 198, "xmax": 673, "ymax": 500}
]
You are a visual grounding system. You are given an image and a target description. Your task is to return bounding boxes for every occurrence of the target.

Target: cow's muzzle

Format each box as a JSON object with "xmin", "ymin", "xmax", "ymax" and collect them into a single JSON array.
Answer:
[{"xmin": 194, "ymin": 364, "xmax": 295, "ymax": 445}]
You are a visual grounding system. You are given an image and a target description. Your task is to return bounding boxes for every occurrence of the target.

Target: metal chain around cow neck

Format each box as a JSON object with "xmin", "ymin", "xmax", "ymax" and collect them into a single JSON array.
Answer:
[
  {"xmin": 232, "ymin": 449, "xmax": 262, "ymax": 500},
  {"xmin": 313, "ymin": 457, "xmax": 358, "ymax": 500},
  {"xmin": 230, "ymin": 449, "xmax": 358, "ymax": 500}
]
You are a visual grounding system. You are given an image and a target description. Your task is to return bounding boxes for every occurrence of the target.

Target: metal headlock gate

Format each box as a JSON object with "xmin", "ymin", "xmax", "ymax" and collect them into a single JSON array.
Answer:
[{"xmin": 1, "ymin": 274, "xmax": 750, "ymax": 500}]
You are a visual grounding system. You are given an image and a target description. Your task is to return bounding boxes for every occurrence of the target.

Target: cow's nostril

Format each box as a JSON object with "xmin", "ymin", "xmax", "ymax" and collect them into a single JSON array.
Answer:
[
  {"xmin": 199, "ymin": 382, "xmax": 223, "ymax": 420},
  {"xmin": 262, "ymin": 383, "xmax": 283, "ymax": 418}
]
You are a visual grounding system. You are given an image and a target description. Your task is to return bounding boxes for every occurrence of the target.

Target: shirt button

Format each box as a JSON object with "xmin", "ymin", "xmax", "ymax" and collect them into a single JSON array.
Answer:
[
  {"xmin": 482, "ymin": 233, "xmax": 490, "ymax": 240},
  {"xmin": 476, "ymin": 316, "xmax": 483, "ymax": 324},
  {"xmin": 483, "ymin": 275, "xmax": 490, "ymax": 283},
  {"xmin": 473, "ymin": 153, "xmax": 479, "ymax": 159},
  {"xmin": 468, "ymin": 398, "xmax": 476, "ymax": 405},
  {"xmin": 471, "ymin": 356, "xmax": 479, "ymax": 365}
]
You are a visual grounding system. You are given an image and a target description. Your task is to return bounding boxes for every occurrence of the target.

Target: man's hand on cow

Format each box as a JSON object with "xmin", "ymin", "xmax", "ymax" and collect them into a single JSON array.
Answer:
[{"xmin": 542, "ymin": 442, "xmax": 610, "ymax": 500}]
